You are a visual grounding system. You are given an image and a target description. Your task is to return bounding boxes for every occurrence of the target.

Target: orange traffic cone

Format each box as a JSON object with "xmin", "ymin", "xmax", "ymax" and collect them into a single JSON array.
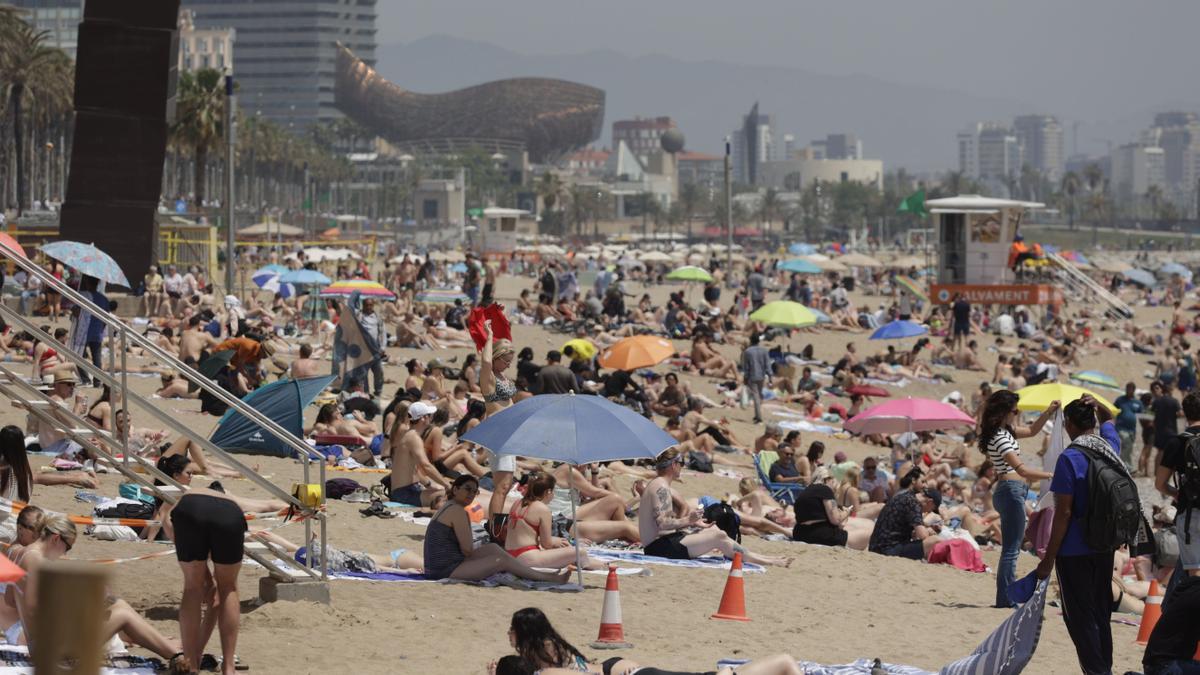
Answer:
[
  {"xmin": 589, "ymin": 565, "xmax": 632, "ymax": 649},
  {"xmin": 1134, "ymin": 580, "xmax": 1164, "ymax": 645},
  {"xmin": 711, "ymin": 552, "xmax": 751, "ymax": 622}
]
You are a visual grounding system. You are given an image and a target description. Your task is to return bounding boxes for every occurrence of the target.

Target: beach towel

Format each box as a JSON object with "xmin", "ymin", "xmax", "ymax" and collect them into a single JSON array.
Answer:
[
  {"xmin": 717, "ymin": 658, "xmax": 932, "ymax": 675},
  {"xmin": 1024, "ymin": 506, "xmax": 1054, "ymax": 558},
  {"xmin": 927, "ymin": 539, "xmax": 986, "ymax": 573},
  {"xmin": 939, "ymin": 579, "xmax": 1049, "ymax": 675},
  {"xmin": 775, "ymin": 419, "xmax": 841, "ymax": 436},
  {"xmin": 587, "ymin": 548, "xmax": 766, "ymax": 573},
  {"xmin": 0, "ymin": 645, "xmax": 160, "ymax": 674}
]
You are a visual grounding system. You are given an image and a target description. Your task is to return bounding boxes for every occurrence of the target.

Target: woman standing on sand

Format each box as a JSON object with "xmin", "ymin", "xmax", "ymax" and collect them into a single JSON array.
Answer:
[
  {"xmin": 480, "ymin": 319, "xmax": 519, "ymax": 535},
  {"xmin": 978, "ymin": 390, "xmax": 1056, "ymax": 608}
]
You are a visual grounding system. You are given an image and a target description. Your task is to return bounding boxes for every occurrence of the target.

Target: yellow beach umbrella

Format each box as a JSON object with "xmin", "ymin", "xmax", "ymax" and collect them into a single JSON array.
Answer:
[
  {"xmin": 1015, "ymin": 382, "xmax": 1117, "ymax": 414},
  {"xmin": 749, "ymin": 301, "xmax": 819, "ymax": 328}
]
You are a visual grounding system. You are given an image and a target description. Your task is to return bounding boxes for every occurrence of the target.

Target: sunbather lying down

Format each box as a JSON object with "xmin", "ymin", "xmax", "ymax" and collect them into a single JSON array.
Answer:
[
  {"xmin": 490, "ymin": 653, "xmax": 804, "ymax": 675},
  {"xmin": 250, "ymin": 530, "xmax": 424, "ymax": 575}
]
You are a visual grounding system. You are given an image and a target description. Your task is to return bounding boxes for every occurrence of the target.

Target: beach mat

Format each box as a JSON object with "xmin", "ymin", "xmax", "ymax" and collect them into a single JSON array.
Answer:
[
  {"xmin": 588, "ymin": 548, "xmax": 766, "ymax": 573},
  {"xmin": 718, "ymin": 658, "xmax": 931, "ymax": 675},
  {"xmin": 330, "ymin": 566, "xmax": 649, "ymax": 584},
  {"xmin": 0, "ymin": 646, "xmax": 160, "ymax": 674}
]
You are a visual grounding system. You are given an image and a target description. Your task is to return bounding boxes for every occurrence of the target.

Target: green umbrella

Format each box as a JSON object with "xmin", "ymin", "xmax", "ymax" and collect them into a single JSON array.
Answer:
[
  {"xmin": 198, "ymin": 350, "xmax": 236, "ymax": 379},
  {"xmin": 749, "ymin": 301, "xmax": 818, "ymax": 327},
  {"xmin": 665, "ymin": 265, "xmax": 714, "ymax": 283}
]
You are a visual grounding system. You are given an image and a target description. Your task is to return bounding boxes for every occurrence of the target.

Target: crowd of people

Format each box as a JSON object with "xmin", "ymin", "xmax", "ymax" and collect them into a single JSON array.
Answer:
[{"xmin": 2, "ymin": 240, "xmax": 1200, "ymax": 674}]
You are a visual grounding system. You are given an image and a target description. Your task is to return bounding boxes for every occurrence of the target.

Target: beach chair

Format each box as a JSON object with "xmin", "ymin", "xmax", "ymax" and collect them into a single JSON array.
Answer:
[{"xmin": 753, "ymin": 450, "xmax": 801, "ymax": 506}]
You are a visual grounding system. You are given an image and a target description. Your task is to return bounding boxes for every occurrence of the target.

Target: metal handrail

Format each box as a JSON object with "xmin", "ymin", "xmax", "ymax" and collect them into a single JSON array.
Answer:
[
  {"xmin": 1046, "ymin": 252, "xmax": 1133, "ymax": 320},
  {"xmin": 0, "ymin": 241, "xmax": 328, "ymax": 580}
]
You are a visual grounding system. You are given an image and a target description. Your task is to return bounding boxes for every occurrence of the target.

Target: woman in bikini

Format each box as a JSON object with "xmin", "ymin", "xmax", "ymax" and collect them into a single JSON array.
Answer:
[
  {"xmin": 689, "ymin": 334, "xmax": 738, "ymax": 379},
  {"xmin": 480, "ymin": 320, "xmax": 519, "ymax": 532},
  {"xmin": 503, "ymin": 473, "xmax": 602, "ymax": 570},
  {"xmin": 423, "ymin": 475, "xmax": 572, "ymax": 584}
]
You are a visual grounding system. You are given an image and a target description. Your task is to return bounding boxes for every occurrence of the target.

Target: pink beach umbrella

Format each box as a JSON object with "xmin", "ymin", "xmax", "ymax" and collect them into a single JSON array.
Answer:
[{"xmin": 842, "ymin": 397, "xmax": 976, "ymax": 436}]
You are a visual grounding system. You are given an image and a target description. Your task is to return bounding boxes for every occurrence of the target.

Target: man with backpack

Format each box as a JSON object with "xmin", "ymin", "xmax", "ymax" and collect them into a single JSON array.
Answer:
[
  {"xmin": 1037, "ymin": 395, "xmax": 1151, "ymax": 675},
  {"xmin": 1155, "ymin": 391, "xmax": 1200, "ymax": 596}
]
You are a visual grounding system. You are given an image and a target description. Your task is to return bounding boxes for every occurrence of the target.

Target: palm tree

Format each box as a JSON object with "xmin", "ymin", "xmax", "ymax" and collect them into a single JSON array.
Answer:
[
  {"xmin": 678, "ymin": 181, "xmax": 702, "ymax": 244},
  {"xmin": 1082, "ymin": 163, "xmax": 1104, "ymax": 194},
  {"xmin": 1060, "ymin": 171, "xmax": 1081, "ymax": 230},
  {"xmin": 0, "ymin": 16, "xmax": 73, "ymax": 214},
  {"xmin": 172, "ymin": 68, "xmax": 226, "ymax": 207}
]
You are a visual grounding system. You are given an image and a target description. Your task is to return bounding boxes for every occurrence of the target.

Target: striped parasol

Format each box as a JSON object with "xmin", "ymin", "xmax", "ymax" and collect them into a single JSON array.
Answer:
[
  {"xmin": 415, "ymin": 287, "xmax": 469, "ymax": 304},
  {"xmin": 318, "ymin": 279, "xmax": 397, "ymax": 301},
  {"xmin": 894, "ymin": 275, "xmax": 928, "ymax": 303}
]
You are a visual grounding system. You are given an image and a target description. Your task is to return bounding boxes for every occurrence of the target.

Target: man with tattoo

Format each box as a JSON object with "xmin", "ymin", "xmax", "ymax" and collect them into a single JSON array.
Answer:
[{"xmin": 638, "ymin": 448, "xmax": 791, "ymax": 567}]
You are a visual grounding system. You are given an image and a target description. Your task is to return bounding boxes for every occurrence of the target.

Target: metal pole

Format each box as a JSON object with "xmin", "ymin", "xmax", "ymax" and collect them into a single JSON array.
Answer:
[
  {"xmin": 120, "ymin": 331, "xmax": 128, "ymax": 468},
  {"xmin": 569, "ymin": 465, "xmax": 583, "ymax": 588},
  {"xmin": 224, "ymin": 75, "xmax": 236, "ymax": 295},
  {"xmin": 724, "ymin": 138, "xmax": 732, "ymax": 282}
]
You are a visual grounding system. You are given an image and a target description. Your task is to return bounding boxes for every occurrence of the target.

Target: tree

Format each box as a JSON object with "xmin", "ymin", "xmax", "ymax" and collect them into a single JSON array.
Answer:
[
  {"xmin": 1060, "ymin": 171, "xmax": 1081, "ymax": 230},
  {"xmin": 0, "ymin": 15, "xmax": 73, "ymax": 214},
  {"xmin": 758, "ymin": 187, "xmax": 780, "ymax": 240},
  {"xmin": 172, "ymin": 68, "xmax": 226, "ymax": 207},
  {"xmin": 535, "ymin": 172, "xmax": 565, "ymax": 236},
  {"xmin": 678, "ymin": 181, "xmax": 703, "ymax": 244}
]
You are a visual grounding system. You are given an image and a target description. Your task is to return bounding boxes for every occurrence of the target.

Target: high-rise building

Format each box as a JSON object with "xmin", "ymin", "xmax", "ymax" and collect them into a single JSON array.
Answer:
[
  {"xmin": 611, "ymin": 117, "xmax": 676, "ymax": 164},
  {"xmin": 1013, "ymin": 115, "xmax": 1065, "ymax": 180},
  {"xmin": 820, "ymin": 133, "xmax": 862, "ymax": 160},
  {"xmin": 177, "ymin": 10, "xmax": 235, "ymax": 74},
  {"xmin": 1110, "ymin": 143, "xmax": 1166, "ymax": 205},
  {"xmin": 11, "ymin": 0, "xmax": 83, "ymax": 60},
  {"xmin": 958, "ymin": 123, "xmax": 1021, "ymax": 195},
  {"xmin": 730, "ymin": 103, "xmax": 773, "ymax": 184},
  {"xmin": 183, "ymin": 0, "xmax": 377, "ymax": 130}
]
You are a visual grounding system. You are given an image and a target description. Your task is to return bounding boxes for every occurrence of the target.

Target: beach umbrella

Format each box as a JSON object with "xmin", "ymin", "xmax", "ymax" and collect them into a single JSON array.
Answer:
[
  {"xmin": 665, "ymin": 265, "xmax": 713, "ymax": 282},
  {"xmin": 0, "ymin": 233, "xmax": 26, "ymax": 258},
  {"xmin": 1070, "ymin": 370, "xmax": 1119, "ymax": 389},
  {"xmin": 461, "ymin": 393, "xmax": 678, "ymax": 586},
  {"xmin": 39, "ymin": 241, "xmax": 130, "ymax": 287},
  {"xmin": 638, "ymin": 251, "xmax": 673, "ymax": 263},
  {"xmin": 808, "ymin": 307, "xmax": 832, "ymax": 324},
  {"xmin": 319, "ymin": 279, "xmax": 397, "ymax": 301},
  {"xmin": 843, "ymin": 397, "xmax": 976, "ymax": 435},
  {"xmin": 846, "ymin": 384, "xmax": 890, "ymax": 398},
  {"xmin": 870, "ymin": 319, "xmax": 928, "ymax": 340},
  {"xmin": 888, "ymin": 255, "xmax": 927, "ymax": 270},
  {"xmin": 749, "ymin": 301, "xmax": 818, "ymax": 328},
  {"xmin": 279, "ymin": 269, "xmax": 332, "ymax": 285},
  {"xmin": 787, "ymin": 242, "xmax": 817, "ymax": 255},
  {"xmin": 254, "ymin": 273, "xmax": 295, "ymax": 299},
  {"xmin": 1158, "ymin": 262, "xmax": 1192, "ymax": 280},
  {"xmin": 598, "ymin": 335, "xmax": 675, "ymax": 371},
  {"xmin": 450, "ymin": 262, "xmax": 468, "ymax": 274},
  {"xmin": 561, "ymin": 338, "xmax": 597, "ymax": 361},
  {"xmin": 0, "ymin": 553, "xmax": 25, "ymax": 583},
  {"xmin": 777, "ymin": 258, "xmax": 822, "ymax": 274},
  {"xmin": 837, "ymin": 252, "xmax": 882, "ymax": 268},
  {"xmin": 253, "ymin": 264, "xmax": 287, "ymax": 276},
  {"xmin": 211, "ymin": 376, "xmax": 336, "ymax": 456},
  {"xmin": 894, "ymin": 276, "xmax": 928, "ymax": 302},
  {"xmin": 415, "ymin": 287, "xmax": 469, "ymax": 304},
  {"xmin": 1015, "ymin": 382, "xmax": 1117, "ymax": 414},
  {"xmin": 806, "ymin": 255, "xmax": 848, "ymax": 273},
  {"xmin": 1121, "ymin": 269, "xmax": 1157, "ymax": 287}
]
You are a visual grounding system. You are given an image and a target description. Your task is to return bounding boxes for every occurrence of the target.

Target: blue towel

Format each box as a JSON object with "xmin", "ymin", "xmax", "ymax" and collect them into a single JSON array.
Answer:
[{"xmin": 1006, "ymin": 570, "xmax": 1038, "ymax": 605}]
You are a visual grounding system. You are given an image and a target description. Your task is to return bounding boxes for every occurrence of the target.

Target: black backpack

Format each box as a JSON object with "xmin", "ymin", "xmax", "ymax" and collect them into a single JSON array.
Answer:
[
  {"xmin": 703, "ymin": 501, "xmax": 741, "ymax": 543},
  {"xmin": 325, "ymin": 478, "xmax": 363, "ymax": 500},
  {"xmin": 686, "ymin": 451, "xmax": 713, "ymax": 474},
  {"xmin": 1174, "ymin": 432, "xmax": 1200, "ymax": 543},
  {"xmin": 1074, "ymin": 442, "xmax": 1142, "ymax": 552}
]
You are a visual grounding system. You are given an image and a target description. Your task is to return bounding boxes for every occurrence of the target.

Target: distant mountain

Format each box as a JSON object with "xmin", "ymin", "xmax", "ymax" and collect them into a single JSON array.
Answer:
[{"xmin": 373, "ymin": 35, "xmax": 1175, "ymax": 171}]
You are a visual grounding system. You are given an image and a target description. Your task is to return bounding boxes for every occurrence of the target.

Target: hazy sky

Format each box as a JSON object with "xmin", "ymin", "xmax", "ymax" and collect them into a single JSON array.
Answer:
[{"xmin": 378, "ymin": 0, "xmax": 1198, "ymax": 119}]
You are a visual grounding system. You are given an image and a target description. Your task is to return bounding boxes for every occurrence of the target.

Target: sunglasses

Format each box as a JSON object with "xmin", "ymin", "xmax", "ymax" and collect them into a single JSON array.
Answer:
[{"xmin": 61, "ymin": 536, "xmax": 73, "ymax": 553}]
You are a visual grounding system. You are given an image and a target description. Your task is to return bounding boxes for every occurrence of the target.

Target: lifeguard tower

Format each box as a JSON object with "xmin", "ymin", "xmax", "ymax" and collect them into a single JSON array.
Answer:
[{"xmin": 925, "ymin": 195, "xmax": 1061, "ymax": 306}]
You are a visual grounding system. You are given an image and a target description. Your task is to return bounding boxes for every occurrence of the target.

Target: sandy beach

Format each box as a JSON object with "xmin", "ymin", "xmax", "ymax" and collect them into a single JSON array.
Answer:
[{"xmin": 4, "ymin": 271, "xmax": 1168, "ymax": 675}]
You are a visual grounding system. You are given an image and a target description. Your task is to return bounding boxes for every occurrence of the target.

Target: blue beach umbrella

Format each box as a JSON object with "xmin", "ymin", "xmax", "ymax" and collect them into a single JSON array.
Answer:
[
  {"xmin": 870, "ymin": 319, "xmax": 928, "ymax": 340},
  {"xmin": 462, "ymin": 393, "xmax": 676, "ymax": 586},
  {"xmin": 1121, "ymin": 269, "xmax": 1157, "ymax": 287},
  {"xmin": 778, "ymin": 258, "xmax": 822, "ymax": 274},
  {"xmin": 280, "ymin": 269, "xmax": 332, "ymax": 285},
  {"xmin": 210, "ymin": 376, "xmax": 335, "ymax": 456},
  {"xmin": 788, "ymin": 242, "xmax": 817, "ymax": 255},
  {"xmin": 1159, "ymin": 262, "xmax": 1192, "ymax": 281}
]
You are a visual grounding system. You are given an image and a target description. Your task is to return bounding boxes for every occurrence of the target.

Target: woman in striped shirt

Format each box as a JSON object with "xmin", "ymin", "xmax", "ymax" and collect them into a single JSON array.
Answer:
[{"xmin": 978, "ymin": 390, "xmax": 1056, "ymax": 608}]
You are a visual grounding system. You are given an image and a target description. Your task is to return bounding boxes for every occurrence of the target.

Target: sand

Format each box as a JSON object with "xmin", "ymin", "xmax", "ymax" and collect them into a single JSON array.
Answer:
[{"xmin": 5, "ymin": 272, "xmax": 1168, "ymax": 674}]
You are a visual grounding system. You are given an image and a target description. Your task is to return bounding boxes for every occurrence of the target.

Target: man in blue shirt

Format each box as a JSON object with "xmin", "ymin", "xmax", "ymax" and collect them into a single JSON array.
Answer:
[
  {"xmin": 1037, "ymin": 395, "xmax": 1123, "ymax": 675},
  {"xmin": 1113, "ymin": 381, "xmax": 1144, "ymax": 469}
]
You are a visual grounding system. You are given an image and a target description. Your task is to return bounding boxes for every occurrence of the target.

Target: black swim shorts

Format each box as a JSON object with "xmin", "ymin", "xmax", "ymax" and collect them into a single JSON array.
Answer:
[
  {"xmin": 171, "ymin": 494, "xmax": 247, "ymax": 565},
  {"xmin": 792, "ymin": 521, "xmax": 848, "ymax": 547},
  {"xmin": 643, "ymin": 532, "xmax": 690, "ymax": 560}
]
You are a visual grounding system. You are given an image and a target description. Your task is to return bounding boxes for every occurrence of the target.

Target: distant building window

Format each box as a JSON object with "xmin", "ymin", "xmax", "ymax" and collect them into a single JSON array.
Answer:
[
  {"xmin": 217, "ymin": 54, "xmax": 224, "ymax": 69},
  {"xmin": 422, "ymin": 199, "xmax": 439, "ymax": 220},
  {"xmin": 216, "ymin": 41, "xmax": 224, "ymax": 54},
  {"xmin": 197, "ymin": 38, "xmax": 208, "ymax": 53},
  {"xmin": 840, "ymin": 172, "xmax": 849, "ymax": 183},
  {"xmin": 184, "ymin": 55, "xmax": 192, "ymax": 69},
  {"xmin": 201, "ymin": 54, "xmax": 210, "ymax": 68}
]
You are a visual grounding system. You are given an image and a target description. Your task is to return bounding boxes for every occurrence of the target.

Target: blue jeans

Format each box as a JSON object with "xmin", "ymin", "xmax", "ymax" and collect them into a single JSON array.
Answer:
[{"xmin": 994, "ymin": 478, "xmax": 1028, "ymax": 608}]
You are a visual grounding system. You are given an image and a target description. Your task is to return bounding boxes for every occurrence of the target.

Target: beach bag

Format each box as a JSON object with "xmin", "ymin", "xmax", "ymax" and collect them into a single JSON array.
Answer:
[
  {"xmin": 95, "ymin": 501, "xmax": 155, "ymax": 522},
  {"xmin": 687, "ymin": 451, "xmax": 713, "ymax": 473},
  {"xmin": 324, "ymin": 478, "xmax": 363, "ymax": 500},
  {"xmin": 1074, "ymin": 441, "xmax": 1142, "ymax": 552},
  {"xmin": 118, "ymin": 482, "xmax": 156, "ymax": 505},
  {"xmin": 1176, "ymin": 432, "xmax": 1200, "ymax": 544},
  {"xmin": 703, "ymin": 501, "xmax": 741, "ymax": 543},
  {"xmin": 1153, "ymin": 527, "xmax": 1180, "ymax": 569}
]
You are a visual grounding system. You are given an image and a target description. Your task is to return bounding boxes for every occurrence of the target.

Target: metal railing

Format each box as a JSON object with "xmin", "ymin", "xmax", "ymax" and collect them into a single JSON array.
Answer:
[
  {"xmin": 1046, "ymin": 252, "xmax": 1134, "ymax": 321},
  {"xmin": 0, "ymin": 241, "xmax": 328, "ymax": 581}
]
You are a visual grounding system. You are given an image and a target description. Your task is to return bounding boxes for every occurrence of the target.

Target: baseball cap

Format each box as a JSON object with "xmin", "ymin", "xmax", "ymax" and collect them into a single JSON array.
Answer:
[
  {"xmin": 922, "ymin": 488, "xmax": 943, "ymax": 510},
  {"xmin": 409, "ymin": 401, "xmax": 438, "ymax": 420}
]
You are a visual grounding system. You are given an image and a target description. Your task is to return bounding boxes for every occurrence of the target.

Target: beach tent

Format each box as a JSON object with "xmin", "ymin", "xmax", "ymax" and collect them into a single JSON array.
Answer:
[{"xmin": 210, "ymin": 376, "xmax": 335, "ymax": 456}]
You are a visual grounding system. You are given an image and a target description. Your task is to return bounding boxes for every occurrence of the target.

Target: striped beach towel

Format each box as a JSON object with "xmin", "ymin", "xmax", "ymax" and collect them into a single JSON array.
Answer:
[{"xmin": 939, "ymin": 579, "xmax": 1049, "ymax": 675}]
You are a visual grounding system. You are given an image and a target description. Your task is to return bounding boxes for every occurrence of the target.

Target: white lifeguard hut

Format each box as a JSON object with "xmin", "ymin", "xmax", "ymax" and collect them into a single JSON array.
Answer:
[{"xmin": 925, "ymin": 194, "xmax": 1060, "ymax": 306}]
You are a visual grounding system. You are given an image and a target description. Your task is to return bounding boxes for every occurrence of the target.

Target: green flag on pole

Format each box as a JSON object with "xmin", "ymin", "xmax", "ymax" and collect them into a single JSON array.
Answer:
[{"xmin": 898, "ymin": 189, "xmax": 927, "ymax": 218}]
